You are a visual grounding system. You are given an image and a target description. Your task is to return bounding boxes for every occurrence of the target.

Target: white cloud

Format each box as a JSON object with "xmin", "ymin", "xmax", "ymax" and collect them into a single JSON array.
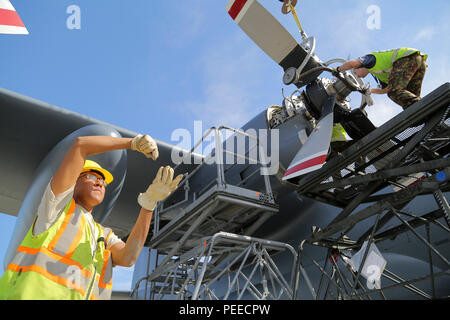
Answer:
[
  {"xmin": 325, "ymin": 3, "xmax": 374, "ymax": 55},
  {"xmin": 164, "ymin": 1, "xmax": 215, "ymax": 48},
  {"xmin": 422, "ymin": 53, "xmax": 449, "ymax": 96},
  {"xmin": 179, "ymin": 33, "xmax": 270, "ymax": 130},
  {"xmin": 365, "ymin": 95, "xmax": 402, "ymax": 127},
  {"xmin": 414, "ymin": 26, "xmax": 436, "ymax": 42},
  {"xmin": 183, "ymin": 82, "xmax": 254, "ymax": 130}
]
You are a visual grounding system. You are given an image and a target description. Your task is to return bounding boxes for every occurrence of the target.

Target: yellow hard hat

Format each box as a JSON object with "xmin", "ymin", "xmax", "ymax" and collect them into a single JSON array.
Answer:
[{"xmin": 81, "ymin": 160, "xmax": 114, "ymax": 185}]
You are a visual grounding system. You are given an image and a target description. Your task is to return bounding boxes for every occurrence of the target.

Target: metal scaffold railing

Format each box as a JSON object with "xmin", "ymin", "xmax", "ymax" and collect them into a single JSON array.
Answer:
[
  {"xmin": 137, "ymin": 232, "xmax": 297, "ymax": 300},
  {"xmin": 292, "ymin": 83, "xmax": 450, "ymax": 300},
  {"xmin": 131, "ymin": 126, "xmax": 296, "ymax": 300}
]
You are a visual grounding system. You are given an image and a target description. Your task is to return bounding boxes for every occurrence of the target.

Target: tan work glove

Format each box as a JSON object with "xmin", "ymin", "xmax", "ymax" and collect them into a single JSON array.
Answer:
[
  {"xmin": 131, "ymin": 134, "xmax": 159, "ymax": 160},
  {"xmin": 137, "ymin": 166, "xmax": 183, "ymax": 211}
]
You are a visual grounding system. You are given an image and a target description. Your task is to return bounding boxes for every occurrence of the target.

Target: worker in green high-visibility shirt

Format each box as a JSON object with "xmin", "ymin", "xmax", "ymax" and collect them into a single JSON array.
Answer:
[{"xmin": 335, "ymin": 48, "xmax": 428, "ymax": 109}]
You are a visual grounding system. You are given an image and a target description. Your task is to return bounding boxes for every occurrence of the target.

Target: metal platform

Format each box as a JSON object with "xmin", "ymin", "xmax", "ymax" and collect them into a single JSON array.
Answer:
[
  {"xmin": 292, "ymin": 83, "xmax": 450, "ymax": 300},
  {"xmin": 149, "ymin": 127, "xmax": 278, "ymax": 253},
  {"xmin": 141, "ymin": 232, "xmax": 297, "ymax": 300},
  {"xmin": 149, "ymin": 183, "xmax": 278, "ymax": 252},
  {"xmin": 132, "ymin": 127, "xmax": 287, "ymax": 300},
  {"xmin": 296, "ymin": 82, "xmax": 450, "ymax": 207}
]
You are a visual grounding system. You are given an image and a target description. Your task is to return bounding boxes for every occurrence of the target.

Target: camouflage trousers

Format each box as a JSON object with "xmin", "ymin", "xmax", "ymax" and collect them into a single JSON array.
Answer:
[{"xmin": 387, "ymin": 52, "xmax": 427, "ymax": 109}]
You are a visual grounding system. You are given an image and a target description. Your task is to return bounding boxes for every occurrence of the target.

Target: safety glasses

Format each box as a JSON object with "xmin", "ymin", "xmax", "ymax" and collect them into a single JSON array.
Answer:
[{"xmin": 80, "ymin": 173, "xmax": 108, "ymax": 188}]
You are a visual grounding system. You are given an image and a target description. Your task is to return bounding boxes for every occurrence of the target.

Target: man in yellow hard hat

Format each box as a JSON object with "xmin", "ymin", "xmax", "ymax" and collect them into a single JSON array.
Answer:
[
  {"xmin": 0, "ymin": 134, "xmax": 182, "ymax": 300},
  {"xmin": 335, "ymin": 47, "xmax": 427, "ymax": 109}
]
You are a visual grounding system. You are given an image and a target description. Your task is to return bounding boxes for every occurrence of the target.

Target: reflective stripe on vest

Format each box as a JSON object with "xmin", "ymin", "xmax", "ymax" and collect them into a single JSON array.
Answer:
[
  {"xmin": 92, "ymin": 249, "xmax": 113, "ymax": 299},
  {"xmin": 1, "ymin": 198, "xmax": 113, "ymax": 300},
  {"xmin": 48, "ymin": 200, "xmax": 86, "ymax": 257},
  {"xmin": 8, "ymin": 246, "xmax": 92, "ymax": 297},
  {"xmin": 368, "ymin": 48, "xmax": 425, "ymax": 83}
]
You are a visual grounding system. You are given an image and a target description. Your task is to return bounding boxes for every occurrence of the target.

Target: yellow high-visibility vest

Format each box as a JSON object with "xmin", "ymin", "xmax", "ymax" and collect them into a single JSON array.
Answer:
[
  {"xmin": 368, "ymin": 47, "xmax": 428, "ymax": 84},
  {"xmin": 0, "ymin": 199, "xmax": 113, "ymax": 300},
  {"xmin": 331, "ymin": 123, "xmax": 348, "ymax": 142}
]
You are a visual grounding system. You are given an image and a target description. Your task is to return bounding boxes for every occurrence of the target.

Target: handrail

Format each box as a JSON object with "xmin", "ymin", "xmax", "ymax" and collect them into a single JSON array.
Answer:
[{"xmin": 153, "ymin": 125, "xmax": 276, "ymax": 236}]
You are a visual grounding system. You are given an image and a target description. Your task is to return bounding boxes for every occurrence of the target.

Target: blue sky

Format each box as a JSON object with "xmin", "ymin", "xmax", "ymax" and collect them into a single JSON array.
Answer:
[{"xmin": 0, "ymin": 0, "xmax": 449, "ymax": 292}]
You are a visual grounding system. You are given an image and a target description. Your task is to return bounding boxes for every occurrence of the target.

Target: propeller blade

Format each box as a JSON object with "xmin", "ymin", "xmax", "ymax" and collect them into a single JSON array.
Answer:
[
  {"xmin": 0, "ymin": 0, "xmax": 28, "ymax": 34},
  {"xmin": 282, "ymin": 94, "xmax": 336, "ymax": 180},
  {"xmin": 226, "ymin": 0, "xmax": 300, "ymax": 70}
]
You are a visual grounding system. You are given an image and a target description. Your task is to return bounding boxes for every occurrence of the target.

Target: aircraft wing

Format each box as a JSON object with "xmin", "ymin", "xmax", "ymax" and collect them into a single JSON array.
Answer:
[{"xmin": 0, "ymin": 88, "xmax": 201, "ymax": 239}]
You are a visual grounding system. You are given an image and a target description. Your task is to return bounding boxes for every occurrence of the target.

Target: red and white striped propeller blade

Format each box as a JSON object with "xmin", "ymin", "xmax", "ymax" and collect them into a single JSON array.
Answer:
[
  {"xmin": 0, "ymin": 0, "xmax": 28, "ymax": 35},
  {"xmin": 226, "ymin": 0, "xmax": 299, "ymax": 70},
  {"xmin": 282, "ymin": 95, "xmax": 336, "ymax": 180}
]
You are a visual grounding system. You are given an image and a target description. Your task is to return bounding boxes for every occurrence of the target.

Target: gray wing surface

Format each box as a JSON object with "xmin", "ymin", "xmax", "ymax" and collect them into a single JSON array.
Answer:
[{"xmin": 0, "ymin": 88, "xmax": 201, "ymax": 239}]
